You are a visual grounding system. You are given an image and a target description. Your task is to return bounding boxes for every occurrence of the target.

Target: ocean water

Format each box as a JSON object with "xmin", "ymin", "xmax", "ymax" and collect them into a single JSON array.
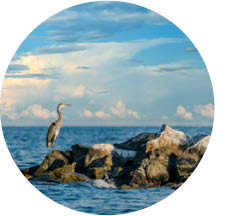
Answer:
[{"xmin": 2, "ymin": 126, "xmax": 212, "ymax": 215}]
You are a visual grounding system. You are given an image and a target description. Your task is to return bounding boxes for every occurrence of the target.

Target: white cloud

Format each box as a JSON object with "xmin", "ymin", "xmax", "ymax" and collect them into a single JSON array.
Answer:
[
  {"xmin": 110, "ymin": 100, "xmax": 140, "ymax": 119},
  {"xmin": 82, "ymin": 100, "xmax": 140, "ymax": 120},
  {"xmin": 83, "ymin": 109, "xmax": 92, "ymax": 118},
  {"xmin": 129, "ymin": 110, "xmax": 140, "ymax": 119},
  {"xmin": 46, "ymin": 3, "xmax": 168, "ymax": 38},
  {"xmin": 56, "ymin": 84, "xmax": 86, "ymax": 98},
  {"xmin": 2, "ymin": 39, "xmax": 158, "ymax": 118},
  {"xmin": 12, "ymin": 38, "xmax": 182, "ymax": 75},
  {"xmin": 21, "ymin": 104, "xmax": 57, "ymax": 119},
  {"xmin": 176, "ymin": 105, "xmax": 193, "ymax": 120},
  {"xmin": 0, "ymin": 99, "xmax": 18, "ymax": 120},
  {"xmin": 95, "ymin": 110, "xmax": 111, "ymax": 119},
  {"xmin": 2, "ymin": 77, "xmax": 51, "ymax": 106},
  {"xmin": 194, "ymin": 104, "xmax": 214, "ymax": 119},
  {"xmin": 73, "ymin": 85, "xmax": 85, "ymax": 97},
  {"xmin": 1, "ymin": 77, "xmax": 52, "ymax": 122},
  {"xmin": 4, "ymin": 38, "xmax": 183, "ymax": 109},
  {"xmin": 96, "ymin": 9, "xmax": 166, "ymax": 25},
  {"xmin": 161, "ymin": 115, "xmax": 168, "ymax": 121},
  {"xmin": 1, "ymin": 36, "xmax": 211, "ymax": 126},
  {"xmin": 140, "ymin": 61, "xmax": 206, "ymax": 78},
  {"xmin": 0, "ymin": 103, "xmax": 57, "ymax": 120}
]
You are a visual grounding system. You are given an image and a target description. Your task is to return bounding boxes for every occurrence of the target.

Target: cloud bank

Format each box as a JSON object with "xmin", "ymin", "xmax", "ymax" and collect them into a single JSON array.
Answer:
[
  {"xmin": 1, "ymin": 2, "xmax": 213, "ymax": 126},
  {"xmin": 176, "ymin": 105, "xmax": 193, "ymax": 120}
]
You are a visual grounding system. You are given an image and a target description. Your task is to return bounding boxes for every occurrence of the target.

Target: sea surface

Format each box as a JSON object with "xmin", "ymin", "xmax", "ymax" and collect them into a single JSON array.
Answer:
[{"xmin": 2, "ymin": 126, "xmax": 212, "ymax": 215}]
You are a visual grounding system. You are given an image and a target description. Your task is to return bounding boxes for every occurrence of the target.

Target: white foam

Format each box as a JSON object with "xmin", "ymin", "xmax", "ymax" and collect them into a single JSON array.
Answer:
[{"xmin": 91, "ymin": 179, "xmax": 116, "ymax": 189}]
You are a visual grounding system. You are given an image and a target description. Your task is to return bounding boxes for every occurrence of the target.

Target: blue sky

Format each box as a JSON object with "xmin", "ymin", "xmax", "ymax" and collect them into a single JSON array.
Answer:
[{"xmin": 0, "ymin": 1, "xmax": 214, "ymax": 126}]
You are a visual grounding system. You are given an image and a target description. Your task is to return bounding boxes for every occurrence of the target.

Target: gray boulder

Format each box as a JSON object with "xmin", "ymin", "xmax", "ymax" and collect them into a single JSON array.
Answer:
[{"xmin": 114, "ymin": 132, "xmax": 154, "ymax": 151}]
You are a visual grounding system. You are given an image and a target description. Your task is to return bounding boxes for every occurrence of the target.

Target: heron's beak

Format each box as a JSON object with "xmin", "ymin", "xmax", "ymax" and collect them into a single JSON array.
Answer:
[{"xmin": 65, "ymin": 104, "xmax": 72, "ymax": 107}]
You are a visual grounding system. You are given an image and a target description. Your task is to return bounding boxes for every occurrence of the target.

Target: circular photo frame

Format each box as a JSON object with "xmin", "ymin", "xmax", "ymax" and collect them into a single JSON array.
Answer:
[{"xmin": 1, "ymin": 1, "xmax": 214, "ymax": 215}]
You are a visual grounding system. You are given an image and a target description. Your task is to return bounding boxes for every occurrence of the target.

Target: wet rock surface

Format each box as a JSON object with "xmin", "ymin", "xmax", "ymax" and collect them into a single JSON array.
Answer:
[
  {"xmin": 60, "ymin": 172, "xmax": 90, "ymax": 184},
  {"xmin": 22, "ymin": 124, "xmax": 210, "ymax": 189}
]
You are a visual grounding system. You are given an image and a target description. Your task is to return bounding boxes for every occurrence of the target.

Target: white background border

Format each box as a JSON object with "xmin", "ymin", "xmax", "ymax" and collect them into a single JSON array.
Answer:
[{"xmin": 0, "ymin": 0, "xmax": 233, "ymax": 215}]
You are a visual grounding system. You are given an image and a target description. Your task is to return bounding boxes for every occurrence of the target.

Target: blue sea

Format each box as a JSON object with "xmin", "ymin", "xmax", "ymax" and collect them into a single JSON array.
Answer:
[{"xmin": 2, "ymin": 126, "xmax": 212, "ymax": 215}]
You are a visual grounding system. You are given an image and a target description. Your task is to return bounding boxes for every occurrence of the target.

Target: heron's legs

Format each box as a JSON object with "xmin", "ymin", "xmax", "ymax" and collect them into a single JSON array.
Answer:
[{"xmin": 51, "ymin": 146, "xmax": 54, "ymax": 153}]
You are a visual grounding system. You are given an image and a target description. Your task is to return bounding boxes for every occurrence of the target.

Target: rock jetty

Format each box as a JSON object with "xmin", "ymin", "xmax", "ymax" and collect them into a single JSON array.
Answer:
[{"xmin": 21, "ymin": 124, "xmax": 210, "ymax": 189}]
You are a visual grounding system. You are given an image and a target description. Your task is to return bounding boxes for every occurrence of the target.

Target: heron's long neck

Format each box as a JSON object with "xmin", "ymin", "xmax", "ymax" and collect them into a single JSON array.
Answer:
[{"xmin": 57, "ymin": 106, "xmax": 63, "ymax": 125}]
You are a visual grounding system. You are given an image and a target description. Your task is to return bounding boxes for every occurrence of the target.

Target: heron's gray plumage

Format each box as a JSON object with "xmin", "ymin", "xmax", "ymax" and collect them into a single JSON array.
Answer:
[
  {"xmin": 46, "ymin": 103, "xmax": 71, "ymax": 148},
  {"xmin": 46, "ymin": 121, "xmax": 60, "ymax": 148}
]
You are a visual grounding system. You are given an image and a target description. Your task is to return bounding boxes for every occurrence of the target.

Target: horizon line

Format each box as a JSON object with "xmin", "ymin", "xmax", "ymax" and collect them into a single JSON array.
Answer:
[{"xmin": 1, "ymin": 124, "xmax": 213, "ymax": 127}]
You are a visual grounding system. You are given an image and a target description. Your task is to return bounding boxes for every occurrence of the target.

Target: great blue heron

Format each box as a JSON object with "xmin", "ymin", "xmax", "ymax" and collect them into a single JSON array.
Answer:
[{"xmin": 46, "ymin": 103, "xmax": 71, "ymax": 149}]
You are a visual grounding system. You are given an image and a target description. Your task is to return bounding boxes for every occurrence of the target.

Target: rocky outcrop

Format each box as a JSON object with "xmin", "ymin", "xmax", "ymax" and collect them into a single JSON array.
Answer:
[
  {"xmin": 22, "ymin": 124, "xmax": 210, "ymax": 190},
  {"xmin": 128, "ymin": 156, "xmax": 170, "ymax": 187},
  {"xmin": 188, "ymin": 135, "xmax": 210, "ymax": 155},
  {"xmin": 72, "ymin": 143, "xmax": 123, "ymax": 179},
  {"xmin": 113, "ymin": 125, "xmax": 208, "ymax": 188},
  {"xmin": 145, "ymin": 124, "xmax": 189, "ymax": 153},
  {"xmin": 34, "ymin": 150, "xmax": 70, "ymax": 176},
  {"xmin": 84, "ymin": 143, "xmax": 113, "ymax": 167},
  {"xmin": 33, "ymin": 162, "xmax": 77, "ymax": 182},
  {"xmin": 188, "ymin": 134, "xmax": 208, "ymax": 147},
  {"xmin": 60, "ymin": 172, "xmax": 90, "ymax": 184},
  {"xmin": 114, "ymin": 132, "xmax": 154, "ymax": 151},
  {"xmin": 176, "ymin": 135, "xmax": 210, "ymax": 179},
  {"xmin": 22, "ymin": 165, "xmax": 40, "ymax": 179},
  {"xmin": 115, "ymin": 125, "xmax": 189, "ymax": 187}
]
